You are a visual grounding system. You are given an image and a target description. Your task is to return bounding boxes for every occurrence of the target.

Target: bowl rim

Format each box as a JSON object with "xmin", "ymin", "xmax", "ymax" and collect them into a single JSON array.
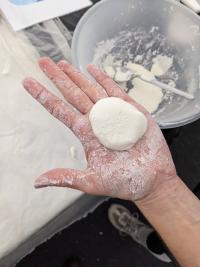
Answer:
[{"xmin": 72, "ymin": 0, "xmax": 200, "ymax": 129}]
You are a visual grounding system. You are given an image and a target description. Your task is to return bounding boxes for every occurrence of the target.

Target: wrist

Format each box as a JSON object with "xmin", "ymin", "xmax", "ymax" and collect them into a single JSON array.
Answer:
[
  {"xmin": 135, "ymin": 174, "xmax": 181, "ymax": 212},
  {"xmin": 135, "ymin": 175, "xmax": 200, "ymax": 226},
  {"xmin": 135, "ymin": 175, "xmax": 200, "ymax": 267}
]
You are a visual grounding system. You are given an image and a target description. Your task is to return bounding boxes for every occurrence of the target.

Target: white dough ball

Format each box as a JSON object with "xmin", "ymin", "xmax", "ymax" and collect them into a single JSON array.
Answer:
[{"xmin": 89, "ymin": 97, "xmax": 148, "ymax": 151}]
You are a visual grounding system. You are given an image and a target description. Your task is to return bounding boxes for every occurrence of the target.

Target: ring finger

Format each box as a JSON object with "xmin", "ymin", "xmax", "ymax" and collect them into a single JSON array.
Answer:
[{"xmin": 39, "ymin": 57, "xmax": 93, "ymax": 114}]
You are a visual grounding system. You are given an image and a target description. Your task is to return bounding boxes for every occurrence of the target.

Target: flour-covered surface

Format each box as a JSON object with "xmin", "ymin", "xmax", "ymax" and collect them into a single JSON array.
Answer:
[{"xmin": 0, "ymin": 18, "xmax": 86, "ymax": 262}]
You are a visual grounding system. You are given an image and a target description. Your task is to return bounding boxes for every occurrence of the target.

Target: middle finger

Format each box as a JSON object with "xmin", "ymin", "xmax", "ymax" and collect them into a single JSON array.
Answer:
[{"xmin": 58, "ymin": 60, "xmax": 107, "ymax": 102}]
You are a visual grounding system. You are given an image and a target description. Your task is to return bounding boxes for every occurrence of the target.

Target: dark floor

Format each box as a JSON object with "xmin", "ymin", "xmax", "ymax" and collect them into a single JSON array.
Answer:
[{"xmin": 17, "ymin": 198, "xmax": 177, "ymax": 267}]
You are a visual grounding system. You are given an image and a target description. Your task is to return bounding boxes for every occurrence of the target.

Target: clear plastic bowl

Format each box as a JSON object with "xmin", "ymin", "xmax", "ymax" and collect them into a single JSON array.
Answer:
[{"xmin": 72, "ymin": 0, "xmax": 200, "ymax": 128}]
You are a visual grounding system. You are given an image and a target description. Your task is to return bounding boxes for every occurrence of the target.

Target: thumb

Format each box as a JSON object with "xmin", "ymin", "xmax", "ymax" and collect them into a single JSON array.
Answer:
[{"xmin": 35, "ymin": 168, "xmax": 99, "ymax": 194}]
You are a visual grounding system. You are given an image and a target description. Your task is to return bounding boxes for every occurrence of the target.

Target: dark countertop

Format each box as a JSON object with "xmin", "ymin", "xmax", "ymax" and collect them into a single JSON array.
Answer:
[{"xmin": 17, "ymin": 1, "xmax": 200, "ymax": 266}]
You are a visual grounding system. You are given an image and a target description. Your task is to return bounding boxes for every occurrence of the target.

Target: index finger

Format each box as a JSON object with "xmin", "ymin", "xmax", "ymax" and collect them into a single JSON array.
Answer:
[
  {"xmin": 88, "ymin": 64, "xmax": 148, "ymax": 115},
  {"xmin": 88, "ymin": 64, "xmax": 127, "ymax": 99}
]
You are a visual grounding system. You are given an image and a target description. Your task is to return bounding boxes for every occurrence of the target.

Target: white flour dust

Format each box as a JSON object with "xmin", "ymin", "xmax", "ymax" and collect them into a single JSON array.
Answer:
[{"xmin": 92, "ymin": 26, "xmax": 185, "ymax": 117}]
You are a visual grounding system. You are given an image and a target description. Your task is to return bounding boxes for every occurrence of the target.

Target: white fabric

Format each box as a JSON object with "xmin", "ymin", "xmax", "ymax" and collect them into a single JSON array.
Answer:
[{"xmin": 0, "ymin": 18, "xmax": 85, "ymax": 259}]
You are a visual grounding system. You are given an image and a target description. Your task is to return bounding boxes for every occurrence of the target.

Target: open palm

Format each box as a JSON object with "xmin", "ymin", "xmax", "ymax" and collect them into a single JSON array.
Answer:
[{"xmin": 23, "ymin": 58, "xmax": 176, "ymax": 201}]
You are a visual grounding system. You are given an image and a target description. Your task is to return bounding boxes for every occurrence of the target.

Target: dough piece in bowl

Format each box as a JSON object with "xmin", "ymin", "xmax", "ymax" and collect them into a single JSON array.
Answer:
[
  {"xmin": 151, "ymin": 55, "xmax": 173, "ymax": 77},
  {"xmin": 128, "ymin": 78, "xmax": 163, "ymax": 113},
  {"xmin": 127, "ymin": 63, "xmax": 163, "ymax": 113},
  {"xmin": 89, "ymin": 97, "xmax": 148, "ymax": 151}
]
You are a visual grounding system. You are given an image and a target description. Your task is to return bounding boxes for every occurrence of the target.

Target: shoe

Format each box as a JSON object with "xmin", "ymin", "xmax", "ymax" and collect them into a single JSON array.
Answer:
[{"xmin": 108, "ymin": 204, "xmax": 171, "ymax": 263}]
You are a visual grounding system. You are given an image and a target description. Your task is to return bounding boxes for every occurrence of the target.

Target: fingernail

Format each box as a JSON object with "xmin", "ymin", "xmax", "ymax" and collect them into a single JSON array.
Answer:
[
  {"xmin": 87, "ymin": 63, "xmax": 93, "ymax": 69},
  {"xmin": 87, "ymin": 64, "xmax": 98, "ymax": 73},
  {"xmin": 23, "ymin": 78, "xmax": 41, "ymax": 98},
  {"xmin": 35, "ymin": 175, "xmax": 51, "ymax": 188},
  {"xmin": 38, "ymin": 57, "xmax": 51, "ymax": 67},
  {"xmin": 23, "ymin": 77, "xmax": 34, "ymax": 88},
  {"xmin": 57, "ymin": 60, "xmax": 70, "ymax": 69}
]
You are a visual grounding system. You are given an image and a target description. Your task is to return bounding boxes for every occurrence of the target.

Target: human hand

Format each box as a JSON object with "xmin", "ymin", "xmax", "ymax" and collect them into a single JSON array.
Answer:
[{"xmin": 23, "ymin": 58, "xmax": 176, "ymax": 201}]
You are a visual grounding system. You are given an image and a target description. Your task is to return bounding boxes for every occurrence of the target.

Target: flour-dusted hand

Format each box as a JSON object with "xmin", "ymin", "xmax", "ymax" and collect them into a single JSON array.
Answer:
[{"xmin": 23, "ymin": 58, "xmax": 176, "ymax": 201}]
